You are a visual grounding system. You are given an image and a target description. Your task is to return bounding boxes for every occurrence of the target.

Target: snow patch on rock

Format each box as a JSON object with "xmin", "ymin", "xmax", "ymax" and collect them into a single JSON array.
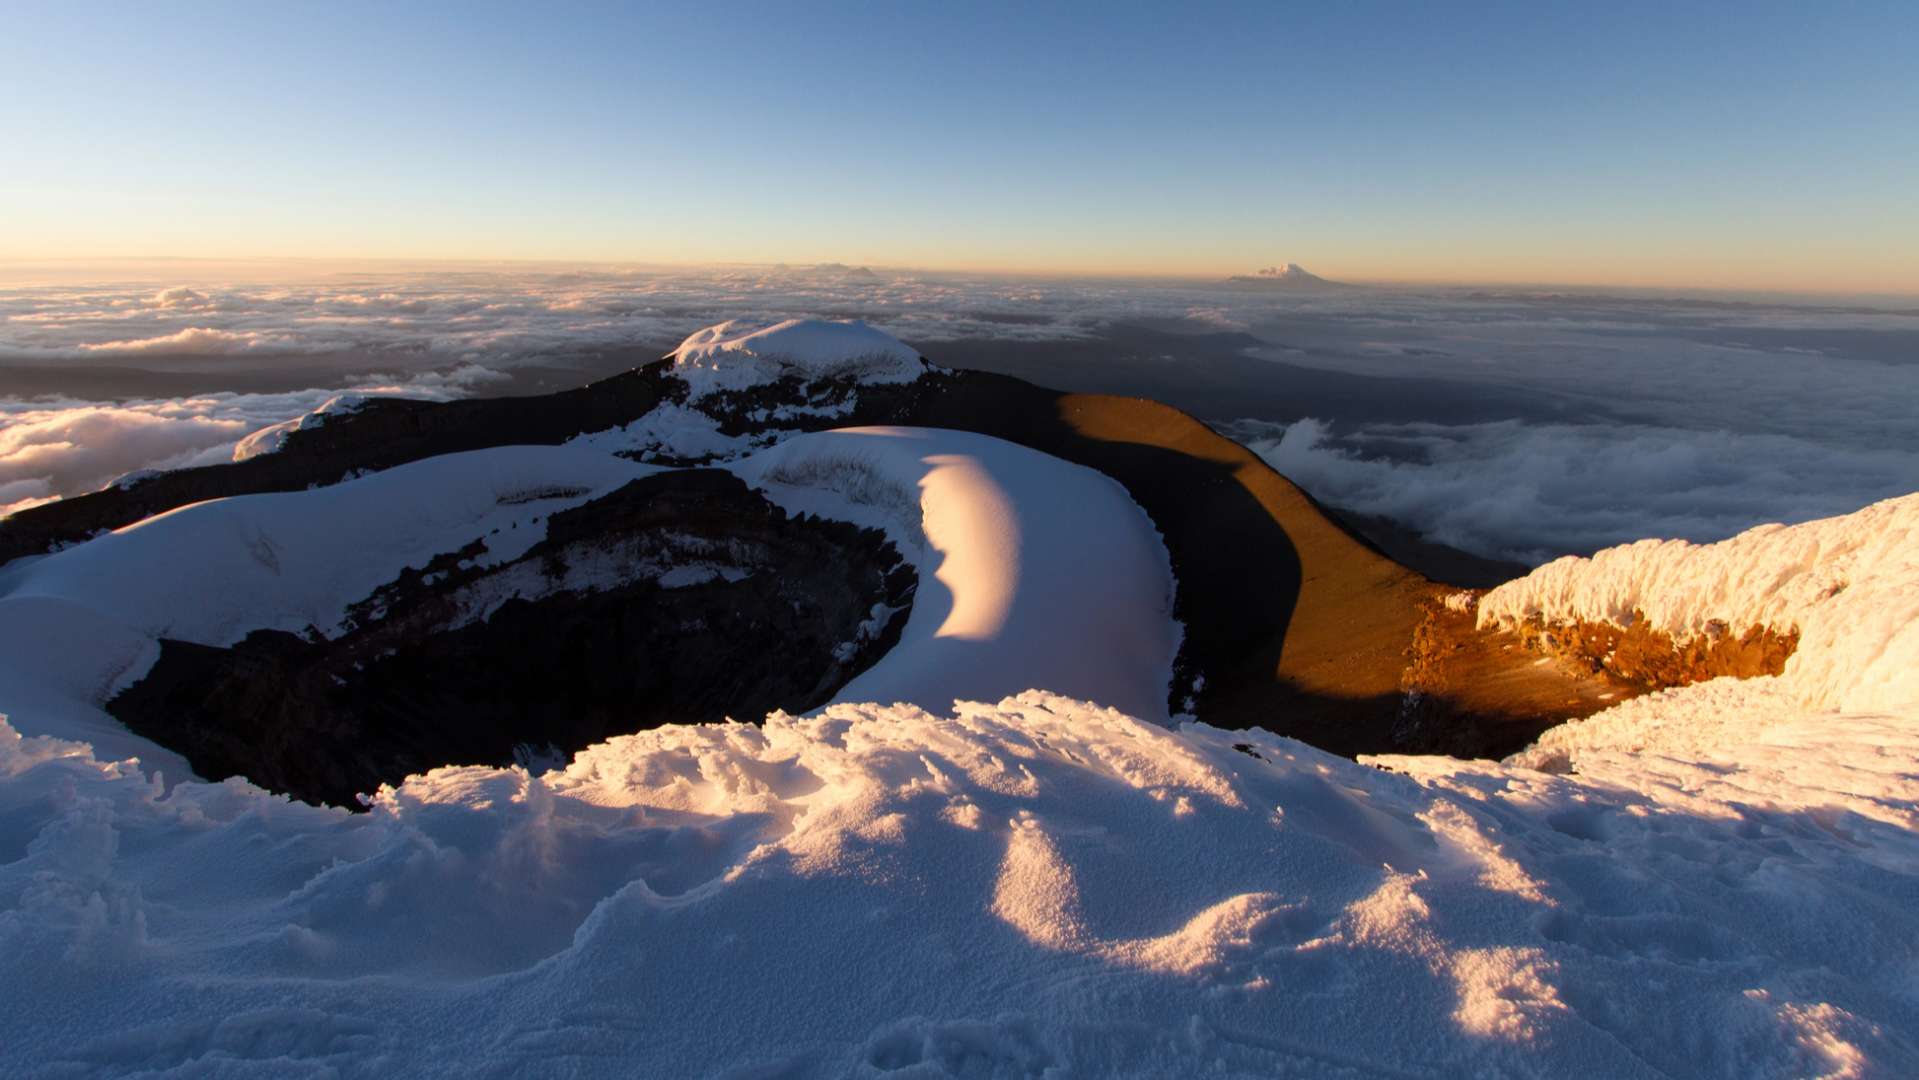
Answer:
[
  {"xmin": 566, "ymin": 401, "xmax": 763, "ymax": 462},
  {"xmin": 231, "ymin": 393, "xmax": 369, "ymax": 461}
]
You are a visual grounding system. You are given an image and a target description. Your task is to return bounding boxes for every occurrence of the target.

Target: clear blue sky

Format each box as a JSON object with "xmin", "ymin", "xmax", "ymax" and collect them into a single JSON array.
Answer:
[{"xmin": 3, "ymin": 1, "xmax": 1915, "ymax": 290}]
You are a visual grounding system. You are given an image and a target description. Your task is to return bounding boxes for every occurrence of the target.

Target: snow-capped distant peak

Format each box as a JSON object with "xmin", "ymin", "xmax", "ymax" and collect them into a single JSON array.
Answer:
[
  {"xmin": 1228, "ymin": 263, "xmax": 1340, "ymax": 287},
  {"xmin": 668, "ymin": 318, "xmax": 925, "ymax": 400}
]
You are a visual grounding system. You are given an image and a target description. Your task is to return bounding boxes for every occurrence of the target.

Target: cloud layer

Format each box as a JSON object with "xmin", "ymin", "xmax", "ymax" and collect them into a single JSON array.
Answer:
[
  {"xmin": 4, "ymin": 266, "xmax": 1915, "ymax": 554},
  {"xmin": 1231, "ymin": 417, "xmax": 1919, "ymax": 564},
  {"xmin": 0, "ymin": 265, "xmax": 1119, "ymax": 370},
  {"xmin": 0, "ymin": 372, "xmax": 504, "ymax": 517}
]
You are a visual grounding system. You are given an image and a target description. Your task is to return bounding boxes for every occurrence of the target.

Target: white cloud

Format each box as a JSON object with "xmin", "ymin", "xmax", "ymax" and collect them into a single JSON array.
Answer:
[
  {"xmin": 1230, "ymin": 417, "xmax": 1919, "ymax": 564},
  {"xmin": 76, "ymin": 326, "xmax": 297, "ymax": 355},
  {"xmin": 148, "ymin": 286, "xmax": 215, "ymax": 310},
  {"xmin": 0, "ymin": 267, "xmax": 1111, "ymax": 367},
  {"xmin": 0, "ymin": 369, "xmax": 507, "ymax": 518},
  {"xmin": 0, "ymin": 402, "xmax": 256, "ymax": 515}
]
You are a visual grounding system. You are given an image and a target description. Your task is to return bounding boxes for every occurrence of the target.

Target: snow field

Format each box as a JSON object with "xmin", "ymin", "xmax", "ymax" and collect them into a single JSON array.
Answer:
[{"xmin": 4, "ymin": 690, "xmax": 1916, "ymax": 1075}]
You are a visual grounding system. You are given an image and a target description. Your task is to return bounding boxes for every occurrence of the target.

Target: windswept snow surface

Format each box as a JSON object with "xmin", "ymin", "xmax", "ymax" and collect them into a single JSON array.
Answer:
[
  {"xmin": 0, "ymin": 446, "xmax": 654, "ymax": 768},
  {"xmin": 1479, "ymin": 492, "xmax": 1918, "ymax": 716},
  {"xmin": 732, "ymin": 427, "xmax": 1181, "ymax": 723},
  {"xmin": 5, "ymin": 691, "xmax": 1919, "ymax": 1077},
  {"xmin": 669, "ymin": 318, "xmax": 925, "ymax": 399}
]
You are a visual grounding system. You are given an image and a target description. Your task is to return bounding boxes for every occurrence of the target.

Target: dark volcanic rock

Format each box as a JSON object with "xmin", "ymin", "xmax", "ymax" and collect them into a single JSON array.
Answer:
[{"xmin": 107, "ymin": 470, "xmax": 914, "ymax": 808}]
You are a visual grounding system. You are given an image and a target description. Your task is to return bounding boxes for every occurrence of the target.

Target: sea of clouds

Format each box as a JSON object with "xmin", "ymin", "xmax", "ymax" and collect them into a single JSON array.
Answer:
[
  {"xmin": 1229, "ymin": 417, "xmax": 1918, "ymax": 565},
  {"xmin": 1215, "ymin": 290, "xmax": 1919, "ymax": 562},
  {"xmin": 3, "ymin": 264, "xmax": 1914, "ymax": 562},
  {"xmin": 0, "ymin": 264, "xmax": 1127, "ymax": 514},
  {"xmin": 0, "ymin": 374, "xmax": 504, "ymax": 516}
]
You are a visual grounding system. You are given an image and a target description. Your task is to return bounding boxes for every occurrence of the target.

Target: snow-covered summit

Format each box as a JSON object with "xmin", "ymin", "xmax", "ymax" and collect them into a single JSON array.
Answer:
[
  {"xmin": 668, "ymin": 318, "xmax": 925, "ymax": 400},
  {"xmin": 1227, "ymin": 263, "xmax": 1342, "ymax": 287}
]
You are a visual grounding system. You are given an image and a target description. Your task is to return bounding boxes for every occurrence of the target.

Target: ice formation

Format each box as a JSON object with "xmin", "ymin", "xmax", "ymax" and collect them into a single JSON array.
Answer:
[{"xmin": 1477, "ymin": 493, "xmax": 1919, "ymax": 770}]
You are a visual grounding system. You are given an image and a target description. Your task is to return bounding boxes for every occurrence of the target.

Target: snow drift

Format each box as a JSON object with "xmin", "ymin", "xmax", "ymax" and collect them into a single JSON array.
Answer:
[
  {"xmin": 4, "ymin": 688, "xmax": 1917, "ymax": 1076},
  {"xmin": 733, "ymin": 427, "xmax": 1181, "ymax": 723}
]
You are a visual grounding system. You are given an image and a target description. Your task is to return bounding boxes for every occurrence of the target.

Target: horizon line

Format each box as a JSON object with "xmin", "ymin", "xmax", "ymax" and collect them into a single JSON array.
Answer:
[{"xmin": 0, "ymin": 254, "xmax": 1914, "ymax": 302}]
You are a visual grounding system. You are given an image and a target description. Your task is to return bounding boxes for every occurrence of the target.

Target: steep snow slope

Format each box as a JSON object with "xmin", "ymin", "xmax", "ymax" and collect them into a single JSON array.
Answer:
[
  {"xmin": 0, "ymin": 447, "xmax": 655, "ymax": 767},
  {"xmin": 732, "ymin": 427, "xmax": 1181, "ymax": 723}
]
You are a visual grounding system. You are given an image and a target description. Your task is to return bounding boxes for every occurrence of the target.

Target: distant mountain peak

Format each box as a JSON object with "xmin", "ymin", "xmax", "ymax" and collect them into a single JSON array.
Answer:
[
  {"xmin": 1228, "ymin": 263, "xmax": 1344, "ymax": 288},
  {"xmin": 811, "ymin": 262, "xmax": 882, "ymax": 280}
]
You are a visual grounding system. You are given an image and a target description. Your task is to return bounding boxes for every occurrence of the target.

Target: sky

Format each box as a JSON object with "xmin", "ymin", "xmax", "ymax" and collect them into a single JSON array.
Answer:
[{"xmin": 2, "ymin": 1, "xmax": 1916, "ymax": 292}]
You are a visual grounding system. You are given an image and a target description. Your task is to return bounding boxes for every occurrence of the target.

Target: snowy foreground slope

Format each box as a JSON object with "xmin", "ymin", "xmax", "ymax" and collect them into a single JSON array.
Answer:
[
  {"xmin": 4, "ymin": 684, "xmax": 1916, "ymax": 1077},
  {"xmin": 2, "ymin": 321, "xmax": 1917, "ymax": 1076}
]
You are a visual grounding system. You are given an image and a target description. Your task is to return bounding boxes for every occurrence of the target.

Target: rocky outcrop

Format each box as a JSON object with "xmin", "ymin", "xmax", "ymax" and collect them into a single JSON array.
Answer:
[
  {"xmin": 1392, "ymin": 596, "xmax": 1637, "ymax": 757},
  {"xmin": 1502, "ymin": 610, "xmax": 1798, "ymax": 688},
  {"xmin": 107, "ymin": 470, "xmax": 914, "ymax": 808}
]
